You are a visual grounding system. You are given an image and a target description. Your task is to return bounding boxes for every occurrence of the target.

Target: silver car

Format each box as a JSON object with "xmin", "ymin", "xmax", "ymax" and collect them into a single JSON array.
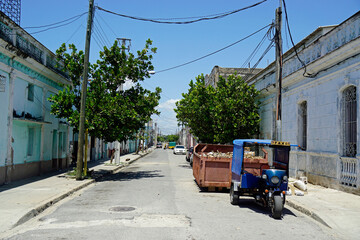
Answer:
[{"xmin": 173, "ymin": 145, "xmax": 186, "ymax": 155}]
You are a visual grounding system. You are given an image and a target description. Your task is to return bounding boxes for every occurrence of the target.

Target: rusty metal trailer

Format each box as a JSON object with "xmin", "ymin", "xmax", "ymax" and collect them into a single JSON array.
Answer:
[{"xmin": 192, "ymin": 143, "xmax": 233, "ymax": 189}]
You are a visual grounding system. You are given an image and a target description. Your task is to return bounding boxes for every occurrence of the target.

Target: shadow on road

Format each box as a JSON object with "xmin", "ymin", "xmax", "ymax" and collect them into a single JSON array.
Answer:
[
  {"xmin": 237, "ymin": 198, "xmax": 297, "ymax": 218},
  {"xmin": 178, "ymin": 164, "xmax": 192, "ymax": 169},
  {"xmin": 96, "ymin": 169, "xmax": 164, "ymax": 182}
]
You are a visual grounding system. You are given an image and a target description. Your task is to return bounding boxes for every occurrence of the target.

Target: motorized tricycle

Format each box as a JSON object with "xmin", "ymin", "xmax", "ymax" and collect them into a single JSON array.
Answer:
[{"xmin": 230, "ymin": 139, "xmax": 297, "ymax": 219}]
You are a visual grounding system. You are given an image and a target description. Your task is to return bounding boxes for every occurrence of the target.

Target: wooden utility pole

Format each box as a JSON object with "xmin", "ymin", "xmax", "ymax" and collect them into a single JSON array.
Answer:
[
  {"xmin": 275, "ymin": 0, "xmax": 283, "ymax": 141},
  {"xmin": 76, "ymin": 0, "xmax": 94, "ymax": 180}
]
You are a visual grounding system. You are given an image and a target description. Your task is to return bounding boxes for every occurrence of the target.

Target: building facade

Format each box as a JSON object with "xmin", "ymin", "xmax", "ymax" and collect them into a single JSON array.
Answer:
[
  {"xmin": 205, "ymin": 66, "xmax": 263, "ymax": 87},
  {"xmin": 0, "ymin": 12, "xmax": 72, "ymax": 184},
  {"xmin": 248, "ymin": 12, "xmax": 360, "ymax": 194}
]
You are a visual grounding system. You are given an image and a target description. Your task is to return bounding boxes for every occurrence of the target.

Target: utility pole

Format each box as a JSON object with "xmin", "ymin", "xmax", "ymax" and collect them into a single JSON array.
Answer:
[
  {"xmin": 113, "ymin": 38, "xmax": 131, "ymax": 163},
  {"xmin": 275, "ymin": 0, "xmax": 283, "ymax": 141},
  {"xmin": 76, "ymin": 0, "xmax": 94, "ymax": 180}
]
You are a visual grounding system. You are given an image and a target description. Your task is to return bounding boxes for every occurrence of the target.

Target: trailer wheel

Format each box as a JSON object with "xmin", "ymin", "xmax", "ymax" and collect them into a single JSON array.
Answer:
[
  {"xmin": 230, "ymin": 185, "xmax": 239, "ymax": 205},
  {"xmin": 272, "ymin": 195, "xmax": 283, "ymax": 219}
]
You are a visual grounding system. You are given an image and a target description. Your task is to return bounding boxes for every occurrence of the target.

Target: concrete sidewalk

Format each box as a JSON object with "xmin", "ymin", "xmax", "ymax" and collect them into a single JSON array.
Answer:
[
  {"xmin": 286, "ymin": 179, "xmax": 360, "ymax": 240},
  {"xmin": 0, "ymin": 148, "xmax": 154, "ymax": 237}
]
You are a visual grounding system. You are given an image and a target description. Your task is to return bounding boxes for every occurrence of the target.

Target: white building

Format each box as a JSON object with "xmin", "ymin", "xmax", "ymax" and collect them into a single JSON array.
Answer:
[{"xmin": 248, "ymin": 12, "xmax": 360, "ymax": 194}]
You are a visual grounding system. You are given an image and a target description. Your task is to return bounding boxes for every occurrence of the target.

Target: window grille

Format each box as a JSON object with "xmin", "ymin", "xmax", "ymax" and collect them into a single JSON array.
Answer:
[
  {"xmin": 343, "ymin": 86, "xmax": 357, "ymax": 157},
  {"xmin": 300, "ymin": 101, "xmax": 307, "ymax": 150}
]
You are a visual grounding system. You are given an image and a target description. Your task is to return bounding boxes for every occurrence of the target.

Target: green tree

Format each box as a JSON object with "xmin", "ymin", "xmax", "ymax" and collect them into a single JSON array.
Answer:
[
  {"xmin": 213, "ymin": 75, "xmax": 260, "ymax": 143},
  {"xmin": 49, "ymin": 39, "xmax": 161, "ymax": 143},
  {"xmin": 175, "ymin": 74, "xmax": 216, "ymax": 143},
  {"xmin": 166, "ymin": 134, "xmax": 179, "ymax": 143},
  {"xmin": 175, "ymin": 74, "xmax": 260, "ymax": 144},
  {"xmin": 157, "ymin": 135, "xmax": 165, "ymax": 142}
]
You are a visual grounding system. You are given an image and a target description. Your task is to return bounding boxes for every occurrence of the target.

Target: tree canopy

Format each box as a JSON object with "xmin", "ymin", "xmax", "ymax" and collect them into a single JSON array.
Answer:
[
  {"xmin": 175, "ymin": 74, "xmax": 260, "ymax": 144},
  {"xmin": 49, "ymin": 39, "xmax": 161, "ymax": 142}
]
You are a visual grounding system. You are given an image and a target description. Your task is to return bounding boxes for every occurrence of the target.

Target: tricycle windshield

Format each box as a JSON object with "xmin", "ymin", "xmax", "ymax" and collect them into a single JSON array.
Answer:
[{"xmin": 244, "ymin": 143, "xmax": 290, "ymax": 169}]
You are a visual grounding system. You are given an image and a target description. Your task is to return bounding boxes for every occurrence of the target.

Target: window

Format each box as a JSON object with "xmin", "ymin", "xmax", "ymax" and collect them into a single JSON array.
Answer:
[
  {"xmin": 27, "ymin": 127, "xmax": 34, "ymax": 156},
  {"xmin": 27, "ymin": 83, "xmax": 34, "ymax": 101},
  {"xmin": 298, "ymin": 101, "xmax": 307, "ymax": 150},
  {"xmin": 343, "ymin": 86, "xmax": 357, "ymax": 157}
]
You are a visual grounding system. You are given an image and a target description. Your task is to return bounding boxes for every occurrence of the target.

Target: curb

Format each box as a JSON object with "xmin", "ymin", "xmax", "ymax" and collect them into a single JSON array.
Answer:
[
  {"xmin": 14, "ymin": 179, "xmax": 95, "ymax": 227},
  {"xmin": 12, "ymin": 149, "xmax": 153, "ymax": 229},
  {"xmin": 286, "ymin": 199, "xmax": 331, "ymax": 228}
]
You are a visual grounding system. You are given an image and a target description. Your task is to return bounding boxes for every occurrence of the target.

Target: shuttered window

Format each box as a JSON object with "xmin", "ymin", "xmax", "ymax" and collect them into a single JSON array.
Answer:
[
  {"xmin": 28, "ymin": 83, "xmax": 34, "ymax": 101},
  {"xmin": 27, "ymin": 127, "xmax": 34, "ymax": 156}
]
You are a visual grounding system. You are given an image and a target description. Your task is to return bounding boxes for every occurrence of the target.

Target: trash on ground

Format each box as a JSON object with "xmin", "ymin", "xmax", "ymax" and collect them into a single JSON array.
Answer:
[
  {"xmin": 294, "ymin": 189, "xmax": 304, "ymax": 196},
  {"xmin": 294, "ymin": 180, "xmax": 307, "ymax": 191}
]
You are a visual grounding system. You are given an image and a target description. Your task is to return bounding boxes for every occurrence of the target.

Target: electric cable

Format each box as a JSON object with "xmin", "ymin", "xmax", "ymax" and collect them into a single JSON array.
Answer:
[
  {"xmin": 155, "ymin": 24, "xmax": 272, "ymax": 74},
  {"xmin": 23, "ymin": 12, "xmax": 88, "ymax": 29},
  {"xmin": 240, "ymin": 24, "xmax": 274, "ymax": 69},
  {"xmin": 96, "ymin": 0, "xmax": 268, "ymax": 24},
  {"xmin": 66, "ymin": 23, "xmax": 84, "ymax": 44},
  {"xmin": 29, "ymin": 13, "xmax": 87, "ymax": 35},
  {"xmin": 282, "ymin": 0, "xmax": 313, "ymax": 78},
  {"xmin": 93, "ymin": 23, "xmax": 109, "ymax": 47},
  {"xmin": 94, "ymin": 16, "xmax": 112, "ymax": 46},
  {"xmin": 243, "ymin": 40, "xmax": 274, "ymax": 81},
  {"xmin": 97, "ymin": 11, "xmax": 118, "ymax": 39},
  {"xmin": 91, "ymin": 30, "xmax": 105, "ymax": 49}
]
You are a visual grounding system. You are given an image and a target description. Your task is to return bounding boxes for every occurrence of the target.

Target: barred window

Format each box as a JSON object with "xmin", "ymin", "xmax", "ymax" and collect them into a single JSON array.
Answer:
[
  {"xmin": 298, "ymin": 101, "xmax": 307, "ymax": 150},
  {"xmin": 342, "ymin": 86, "xmax": 357, "ymax": 157}
]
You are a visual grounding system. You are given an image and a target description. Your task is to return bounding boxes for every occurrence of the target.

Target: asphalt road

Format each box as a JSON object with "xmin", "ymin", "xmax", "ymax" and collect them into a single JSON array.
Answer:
[{"xmin": 6, "ymin": 149, "xmax": 340, "ymax": 240}]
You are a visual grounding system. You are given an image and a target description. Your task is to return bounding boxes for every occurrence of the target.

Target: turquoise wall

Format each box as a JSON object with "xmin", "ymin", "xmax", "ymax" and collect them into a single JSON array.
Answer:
[
  {"xmin": 0, "ymin": 69, "xmax": 9, "ymax": 167},
  {"xmin": 12, "ymin": 120, "xmax": 41, "ymax": 165}
]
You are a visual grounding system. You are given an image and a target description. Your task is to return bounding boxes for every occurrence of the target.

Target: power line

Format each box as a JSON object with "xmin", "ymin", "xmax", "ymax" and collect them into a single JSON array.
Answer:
[
  {"xmin": 93, "ymin": 23, "xmax": 109, "ymax": 47},
  {"xmin": 29, "ymin": 13, "xmax": 87, "ymax": 35},
  {"xmin": 94, "ymin": 16, "xmax": 112, "ymax": 46},
  {"xmin": 66, "ymin": 23, "xmax": 84, "ymax": 44},
  {"xmin": 283, "ymin": 0, "xmax": 312, "ymax": 78},
  {"xmin": 96, "ymin": 11, "xmax": 117, "ymax": 39},
  {"xmin": 96, "ymin": 0, "xmax": 268, "ymax": 24},
  {"xmin": 23, "ymin": 12, "xmax": 88, "ymax": 29},
  {"xmin": 240, "ymin": 25, "xmax": 274, "ymax": 69},
  {"xmin": 156, "ymin": 24, "xmax": 273, "ymax": 74}
]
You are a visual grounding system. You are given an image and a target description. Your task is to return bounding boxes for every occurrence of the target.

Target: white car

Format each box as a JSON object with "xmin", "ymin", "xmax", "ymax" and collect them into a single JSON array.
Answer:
[{"xmin": 173, "ymin": 145, "xmax": 186, "ymax": 155}]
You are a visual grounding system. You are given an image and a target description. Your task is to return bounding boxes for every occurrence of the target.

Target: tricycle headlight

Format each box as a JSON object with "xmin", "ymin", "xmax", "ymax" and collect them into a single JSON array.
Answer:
[
  {"xmin": 283, "ymin": 176, "xmax": 288, "ymax": 182},
  {"xmin": 262, "ymin": 174, "xmax": 267, "ymax": 180},
  {"xmin": 271, "ymin": 176, "xmax": 280, "ymax": 184}
]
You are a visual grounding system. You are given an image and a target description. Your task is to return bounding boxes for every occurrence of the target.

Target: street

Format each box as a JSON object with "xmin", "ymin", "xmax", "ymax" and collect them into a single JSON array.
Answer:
[{"xmin": 6, "ymin": 150, "xmax": 339, "ymax": 240}]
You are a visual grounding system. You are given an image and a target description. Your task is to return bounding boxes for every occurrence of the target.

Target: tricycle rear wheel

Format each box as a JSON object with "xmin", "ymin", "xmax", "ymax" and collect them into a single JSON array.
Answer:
[
  {"xmin": 272, "ymin": 195, "xmax": 283, "ymax": 219},
  {"xmin": 230, "ymin": 186, "xmax": 239, "ymax": 205}
]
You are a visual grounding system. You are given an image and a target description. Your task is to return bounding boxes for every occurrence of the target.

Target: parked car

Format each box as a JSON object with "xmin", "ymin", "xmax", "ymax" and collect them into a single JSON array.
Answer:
[
  {"xmin": 173, "ymin": 145, "xmax": 186, "ymax": 155},
  {"xmin": 186, "ymin": 147, "xmax": 193, "ymax": 162},
  {"xmin": 156, "ymin": 143, "xmax": 162, "ymax": 148}
]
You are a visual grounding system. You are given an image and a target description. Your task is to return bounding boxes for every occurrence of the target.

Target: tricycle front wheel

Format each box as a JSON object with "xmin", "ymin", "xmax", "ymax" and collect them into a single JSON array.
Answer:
[
  {"xmin": 230, "ymin": 186, "xmax": 239, "ymax": 205},
  {"xmin": 272, "ymin": 195, "xmax": 283, "ymax": 219}
]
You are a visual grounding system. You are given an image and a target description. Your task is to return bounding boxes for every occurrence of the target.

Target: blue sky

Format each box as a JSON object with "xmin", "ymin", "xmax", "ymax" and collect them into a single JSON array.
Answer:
[{"xmin": 21, "ymin": 0, "xmax": 359, "ymax": 135}]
